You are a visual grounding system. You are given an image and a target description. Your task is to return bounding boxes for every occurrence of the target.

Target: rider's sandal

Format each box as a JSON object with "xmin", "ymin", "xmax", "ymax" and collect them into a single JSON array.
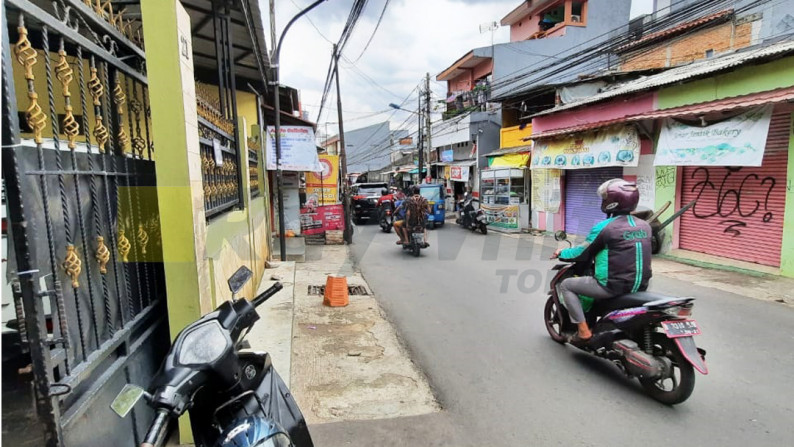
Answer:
[{"xmin": 567, "ymin": 333, "xmax": 592, "ymax": 347}]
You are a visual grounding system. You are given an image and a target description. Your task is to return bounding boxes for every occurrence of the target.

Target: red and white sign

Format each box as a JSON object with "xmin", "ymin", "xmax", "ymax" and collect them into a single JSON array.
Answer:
[
  {"xmin": 450, "ymin": 166, "xmax": 470, "ymax": 182},
  {"xmin": 299, "ymin": 204, "xmax": 345, "ymax": 235}
]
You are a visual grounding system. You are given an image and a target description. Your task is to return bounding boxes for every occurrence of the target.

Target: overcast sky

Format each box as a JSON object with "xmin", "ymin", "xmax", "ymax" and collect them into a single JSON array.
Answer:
[{"xmin": 265, "ymin": 0, "xmax": 654, "ymax": 139}]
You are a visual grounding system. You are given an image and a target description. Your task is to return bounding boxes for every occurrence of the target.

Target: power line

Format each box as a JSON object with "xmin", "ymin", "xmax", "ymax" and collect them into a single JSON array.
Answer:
[{"xmin": 351, "ymin": 0, "xmax": 392, "ymax": 63}]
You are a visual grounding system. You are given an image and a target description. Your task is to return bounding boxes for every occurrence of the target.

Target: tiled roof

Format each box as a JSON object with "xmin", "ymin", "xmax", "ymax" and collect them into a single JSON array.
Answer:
[
  {"xmin": 617, "ymin": 9, "xmax": 734, "ymax": 52},
  {"xmin": 532, "ymin": 39, "xmax": 794, "ymax": 118}
]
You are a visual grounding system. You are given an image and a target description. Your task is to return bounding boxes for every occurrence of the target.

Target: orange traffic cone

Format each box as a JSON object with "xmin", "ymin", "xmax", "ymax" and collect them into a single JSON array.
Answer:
[{"xmin": 323, "ymin": 275, "xmax": 349, "ymax": 307}]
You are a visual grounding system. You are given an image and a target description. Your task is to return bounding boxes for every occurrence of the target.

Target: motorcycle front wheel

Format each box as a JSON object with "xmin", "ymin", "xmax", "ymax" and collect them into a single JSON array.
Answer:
[
  {"xmin": 543, "ymin": 296, "xmax": 568, "ymax": 344},
  {"xmin": 479, "ymin": 224, "xmax": 487, "ymax": 235},
  {"xmin": 639, "ymin": 338, "xmax": 695, "ymax": 405}
]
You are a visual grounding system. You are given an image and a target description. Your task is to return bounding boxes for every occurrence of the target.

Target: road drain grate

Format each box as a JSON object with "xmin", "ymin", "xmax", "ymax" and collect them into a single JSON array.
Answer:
[{"xmin": 308, "ymin": 285, "xmax": 369, "ymax": 296}]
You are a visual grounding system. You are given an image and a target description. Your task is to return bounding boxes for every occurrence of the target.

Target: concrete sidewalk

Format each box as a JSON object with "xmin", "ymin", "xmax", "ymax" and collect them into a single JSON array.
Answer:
[{"xmin": 248, "ymin": 245, "xmax": 439, "ymax": 426}]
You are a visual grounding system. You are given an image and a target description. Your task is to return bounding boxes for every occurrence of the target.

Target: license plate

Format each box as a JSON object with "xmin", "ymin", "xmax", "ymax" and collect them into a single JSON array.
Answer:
[{"xmin": 661, "ymin": 320, "xmax": 701, "ymax": 338}]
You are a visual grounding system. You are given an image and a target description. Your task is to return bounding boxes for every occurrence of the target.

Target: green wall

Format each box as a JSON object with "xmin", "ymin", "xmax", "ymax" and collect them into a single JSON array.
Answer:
[
  {"xmin": 656, "ymin": 55, "xmax": 794, "ymax": 275},
  {"xmin": 658, "ymin": 57, "xmax": 794, "ymax": 109},
  {"xmin": 780, "ymin": 114, "xmax": 794, "ymax": 277}
]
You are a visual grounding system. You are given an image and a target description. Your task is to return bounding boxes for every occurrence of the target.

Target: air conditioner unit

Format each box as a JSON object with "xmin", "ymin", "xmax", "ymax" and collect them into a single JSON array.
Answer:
[{"xmin": 571, "ymin": 14, "xmax": 581, "ymax": 23}]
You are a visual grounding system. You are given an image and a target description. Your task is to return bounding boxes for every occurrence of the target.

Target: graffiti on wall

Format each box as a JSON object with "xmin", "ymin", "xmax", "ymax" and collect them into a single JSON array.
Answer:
[
  {"xmin": 688, "ymin": 167, "xmax": 777, "ymax": 237},
  {"xmin": 655, "ymin": 166, "xmax": 676, "ymax": 189}
]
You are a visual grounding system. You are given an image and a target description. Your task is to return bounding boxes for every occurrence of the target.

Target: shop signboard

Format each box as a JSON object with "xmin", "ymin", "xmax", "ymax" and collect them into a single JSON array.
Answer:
[
  {"xmin": 441, "ymin": 149, "xmax": 454, "ymax": 162},
  {"xmin": 305, "ymin": 155, "xmax": 339, "ymax": 205},
  {"xmin": 265, "ymin": 126, "xmax": 322, "ymax": 171},
  {"xmin": 450, "ymin": 165, "xmax": 470, "ymax": 182},
  {"xmin": 655, "ymin": 105, "xmax": 772, "ymax": 166},
  {"xmin": 481, "ymin": 203, "xmax": 520, "ymax": 232},
  {"xmin": 299, "ymin": 204, "xmax": 345, "ymax": 235},
  {"xmin": 531, "ymin": 125, "xmax": 640, "ymax": 170}
]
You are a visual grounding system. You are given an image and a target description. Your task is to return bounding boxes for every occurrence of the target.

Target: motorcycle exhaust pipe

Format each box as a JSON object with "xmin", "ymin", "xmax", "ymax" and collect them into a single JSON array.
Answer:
[{"xmin": 612, "ymin": 340, "xmax": 667, "ymax": 379}]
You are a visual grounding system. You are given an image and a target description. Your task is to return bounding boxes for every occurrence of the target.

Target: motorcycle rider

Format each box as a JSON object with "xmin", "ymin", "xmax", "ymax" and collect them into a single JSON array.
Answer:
[
  {"xmin": 405, "ymin": 185, "xmax": 430, "ymax": 247},
  {"xmin": 393, "ymin": 199, "xmax": 408, "ymax": 245},
  {"xmin": 551, "ymin": 179, "xmax": 652, "ymax": 346}
]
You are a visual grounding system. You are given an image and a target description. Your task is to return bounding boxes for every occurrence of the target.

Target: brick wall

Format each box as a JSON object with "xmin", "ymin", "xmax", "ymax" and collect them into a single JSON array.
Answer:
[{"xmin": 621, "ymin": 20, "xmax": 755, "ymax": 71}]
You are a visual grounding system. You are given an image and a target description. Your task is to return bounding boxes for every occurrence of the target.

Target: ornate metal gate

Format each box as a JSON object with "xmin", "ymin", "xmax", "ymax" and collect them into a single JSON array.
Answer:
[{"xmin": 2, "ymin": 1, "xmax": 168, "ymax": 446}]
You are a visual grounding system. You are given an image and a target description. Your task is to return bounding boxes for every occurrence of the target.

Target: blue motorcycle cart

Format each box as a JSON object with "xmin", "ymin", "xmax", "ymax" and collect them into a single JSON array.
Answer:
[{"xmin": 419, "ymin": 183, "xmax": 446, "ymax": 228}]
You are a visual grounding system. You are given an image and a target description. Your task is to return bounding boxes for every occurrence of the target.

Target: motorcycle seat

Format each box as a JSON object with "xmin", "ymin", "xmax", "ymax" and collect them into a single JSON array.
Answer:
[{"xmin": 593, "ymin": 291, "xmax": 672, "ymax": 313}]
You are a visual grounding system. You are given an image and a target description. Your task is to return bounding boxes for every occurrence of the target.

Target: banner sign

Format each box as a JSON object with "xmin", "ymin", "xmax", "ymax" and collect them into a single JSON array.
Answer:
[
  {"xmin": 654, "ymin": 105, "xmax": 773, "ymax": 166},
  {"xmin": 450, "ymin": 165, "xmax": 470, "ymax": 182},
  {"xmin": 299, "ymin": 204, "xmax": 345, "ymax": 235},
  {"xmin": 531, "ymin": 125, "xmax": 640, "ymax": 170},
  {"xmin": 266, "ymin": 126, "xmax": 322, "ymax": 171},
  {"xmin": 481, "ymin": 203, "xmax": 520, "ymax": 232},
  {"xmin": 305, "ymin": 155, "xmax": 339, "ymax": 205},
  {"xmin": 531, "ymin": 169, "xmax": 561, "ymax": 213},
  {"xmin": 441, "ymin": 149, "xmax": 454, "ymax": 162}
]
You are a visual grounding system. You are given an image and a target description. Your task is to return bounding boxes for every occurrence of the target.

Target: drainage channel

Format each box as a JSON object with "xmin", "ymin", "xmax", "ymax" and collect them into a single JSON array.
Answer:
[{"xmin": 308, "ymin": 285, "xmax": 369, "ymax": 296}]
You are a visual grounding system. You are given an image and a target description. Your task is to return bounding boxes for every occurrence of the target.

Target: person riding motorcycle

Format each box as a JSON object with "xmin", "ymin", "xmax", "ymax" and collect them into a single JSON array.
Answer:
[
  {"xmin": 551, "ymin": 179, "xmax": 653, "ymax": 346},
  {"xmin": 393, "ymin": 198, "xmax": 408, "ymax": 245},
  {"xmin": 405, "ymin": 185, "xmax": 430, "ymax": 247}
]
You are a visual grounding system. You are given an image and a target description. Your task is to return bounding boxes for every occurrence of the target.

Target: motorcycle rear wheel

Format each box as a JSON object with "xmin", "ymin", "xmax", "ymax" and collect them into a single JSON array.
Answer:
[
  {"xmin": 412, "ymin": 243, "xmax": 420, "ymax": 257},
  {"xmin": 639, "ymin": 338, "xmax": 695, "ymax": 405},
  {"xmin": 479, "ymin": 224, "xmax": 487, "ymax": 235},
  {"xmin": 543, "ymin": 296, "xmax": 567, "ymax": 344}
]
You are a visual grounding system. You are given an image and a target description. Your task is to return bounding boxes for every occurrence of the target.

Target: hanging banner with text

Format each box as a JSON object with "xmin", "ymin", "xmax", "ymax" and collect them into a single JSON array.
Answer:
[
  {"xmin": 305, "ymin": 155, "xmax": 339, "ymax": 205},
  {"xmin": 531, "ymin": 125, "xmax": 640, "ymax": 170},
  {"xmin": 531, "ymin": 168, "xmax": 561, "ymax": 213},
  {"xmin": 654, "ymin": 105, "xmax": 773, "ymax": 166},
  {"xmin": 265, "ymin": 126, "xmax": 322, "ymax": 172}
]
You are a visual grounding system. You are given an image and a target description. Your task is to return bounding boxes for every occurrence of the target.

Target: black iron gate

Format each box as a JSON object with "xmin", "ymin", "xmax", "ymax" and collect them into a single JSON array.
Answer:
[{"xmin": 2, "ymin": 1, "xmax": 168, "ymax": 446}]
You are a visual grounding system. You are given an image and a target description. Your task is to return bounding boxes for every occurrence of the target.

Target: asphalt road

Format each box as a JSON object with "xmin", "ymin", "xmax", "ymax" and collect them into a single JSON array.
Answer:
[{"xmin": 311, "ymin": 221, "xmax": 794, "ymax": 446}]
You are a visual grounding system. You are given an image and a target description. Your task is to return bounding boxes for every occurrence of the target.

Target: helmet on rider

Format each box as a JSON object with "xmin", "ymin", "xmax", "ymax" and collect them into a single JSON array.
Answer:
[
  {"xmin": 381, "ymin": 188, "xmax": 389, "ymax": 196},
  {"xmin": 598, "ymin": 179, "xmax": 639, "ymax": 215},
  {"xmin": 411, "ymin": 185, "xmax": 420, "ymax": 195}
]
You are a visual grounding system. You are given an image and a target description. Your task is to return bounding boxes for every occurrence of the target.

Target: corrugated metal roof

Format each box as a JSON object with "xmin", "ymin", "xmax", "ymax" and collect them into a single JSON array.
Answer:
[
  {"xmin": 484, "ymin": 145, "xmax": 533, "ymax": 157},
  {"xmin": 616, "ymin": 9, "xmax": 734, "ymax": 52},
  {"xmin": 530, "ymin": 86, "xmax": 794, "ymax": 139},
  {"xmin": 532, "ymin": 40, "xmax": 794, "ymax": 118}
]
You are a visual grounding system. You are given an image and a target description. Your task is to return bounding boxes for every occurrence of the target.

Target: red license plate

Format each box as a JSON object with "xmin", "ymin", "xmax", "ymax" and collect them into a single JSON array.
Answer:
[{"xmin": 661, "ymin": 320, "xmax": 701, "ymax": 338}]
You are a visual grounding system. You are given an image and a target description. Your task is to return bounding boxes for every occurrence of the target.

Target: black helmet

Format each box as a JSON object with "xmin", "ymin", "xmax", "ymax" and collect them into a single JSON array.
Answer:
[
  {"xmin": 411, "ymin": 185, "xmax": 420, "ymax": 195},
  {"xmin": 381, "ymin": 189, "xmax": 389, "ymax": 196},
  {"xmin": 598, "ymin": 179, "xmax": 639, "ymax": 214}
]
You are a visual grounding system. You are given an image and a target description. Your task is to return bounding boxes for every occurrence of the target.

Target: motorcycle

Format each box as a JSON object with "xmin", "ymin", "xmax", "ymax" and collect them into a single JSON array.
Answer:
[
  {"xmin": 401, "ymin": 223, "xmax": 428, "ymax": 257},
  {"xmin": 544, "ymin": 231, "xmax": 707, "ymax": 405},
  {"xmin": 378, "ymin": 198, "xmax": 394, "ymax": 233},
  {"xmin": 455, "ymin": 194, "xmax": 488, "ymax": 235},
  {"xmin": 110, "ymin": 266, "xmax": 312, "ymax": 447}
]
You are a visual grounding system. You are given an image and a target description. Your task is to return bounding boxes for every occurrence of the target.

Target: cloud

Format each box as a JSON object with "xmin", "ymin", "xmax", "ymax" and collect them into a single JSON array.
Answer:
[{"xmin": 267, "ymin": 0, "xmax": 653, "ymax": 138}]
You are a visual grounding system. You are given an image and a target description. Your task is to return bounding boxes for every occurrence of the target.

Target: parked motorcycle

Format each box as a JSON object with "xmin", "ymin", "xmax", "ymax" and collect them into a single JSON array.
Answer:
[
  {"xmin": 378, "ymin": 198, "xmax": 394, "ymax": 233},
  {"xmin": 456, "ymin": 194, "xmax": 488, "ymax": 235},
  {"xmin": 110, "ymin": 266, "xmax": 312, "ymax": 447},
  {"xmin": 544, "ymin": 231, "xmax": 707, "ymax": 405}
]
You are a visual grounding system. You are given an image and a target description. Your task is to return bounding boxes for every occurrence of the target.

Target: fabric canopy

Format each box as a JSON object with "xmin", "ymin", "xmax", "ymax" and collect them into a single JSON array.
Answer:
[{"xmin": 488, "ymin": 152, "xmax": 530, "ymax": 168}]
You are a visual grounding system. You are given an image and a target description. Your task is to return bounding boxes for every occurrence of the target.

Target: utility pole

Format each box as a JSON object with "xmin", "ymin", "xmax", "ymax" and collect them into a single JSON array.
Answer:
[
  {"xmin": 417, "ymin": 92, "xmax": 423, "ymax": 185},
  {"xmin": 425, "ymin": 73, "xmax": 432, "ymax": 184},
  {"xmin": 334, "ymin": 44, "xmax": 353, "ymax": 244},
  {"xmin": 272, "ymin": 0, "xmax": 327, "ymax": 260},
  {"xmin": 269, "ymin": 0, "xmax": 277, "ymax": 61}
]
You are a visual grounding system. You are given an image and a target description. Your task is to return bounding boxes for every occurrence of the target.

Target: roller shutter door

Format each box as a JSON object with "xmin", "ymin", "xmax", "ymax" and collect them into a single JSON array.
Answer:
[
  {"xmin": 564, "ymin": 167, "xmax": 623, "ymax": 235},
  {"xmin": 679, "ymin": 110, "xmax": 790, "ymax": 266}
]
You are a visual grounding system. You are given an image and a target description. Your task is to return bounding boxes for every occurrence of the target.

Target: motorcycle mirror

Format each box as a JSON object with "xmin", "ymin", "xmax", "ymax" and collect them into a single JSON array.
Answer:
[
  {"xmin": 554, "ymin": 230, "xmax": 567, "ymax": 242},
  {"xmin": 110, "ymin": 384, "xmax": 145, "ymax": 418},
  {"xmin": 228, "ymin": 266, "xmax": 253, "ymax": 295}
]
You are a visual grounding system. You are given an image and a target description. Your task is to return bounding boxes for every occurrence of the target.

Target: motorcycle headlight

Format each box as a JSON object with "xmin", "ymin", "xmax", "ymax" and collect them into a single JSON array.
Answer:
[{"xmin": 176, "ymin": 320, "xmax": 229, "ymax": 366}]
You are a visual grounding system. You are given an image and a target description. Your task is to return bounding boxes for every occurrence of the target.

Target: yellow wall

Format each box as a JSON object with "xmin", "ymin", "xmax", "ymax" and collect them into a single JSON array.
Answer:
[{"xmin": 500, "ymin": 124, "xmax": 533, "ymax": 148}]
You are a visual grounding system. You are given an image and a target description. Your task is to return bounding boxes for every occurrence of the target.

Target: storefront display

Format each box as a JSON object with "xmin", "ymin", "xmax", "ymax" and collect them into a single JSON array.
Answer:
[{"xmin": 480, "ymin": 168, "xmax": 529, "ymax": 232}]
